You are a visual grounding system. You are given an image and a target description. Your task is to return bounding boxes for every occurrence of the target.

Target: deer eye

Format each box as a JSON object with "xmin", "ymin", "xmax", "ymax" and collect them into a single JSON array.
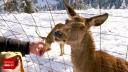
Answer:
[{"xmin": 65, "ymin": 19, "xmax": 70, "ymax": 24}]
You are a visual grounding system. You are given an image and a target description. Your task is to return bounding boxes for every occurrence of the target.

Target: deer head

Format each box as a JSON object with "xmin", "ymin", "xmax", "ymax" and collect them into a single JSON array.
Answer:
[{"xmin": 53, "ymin": 0, "xmax": 108, "ymax": 45}]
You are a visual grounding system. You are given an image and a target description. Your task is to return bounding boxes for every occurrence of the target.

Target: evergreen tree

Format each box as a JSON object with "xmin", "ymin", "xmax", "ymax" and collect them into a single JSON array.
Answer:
[
  {"xmin": 115, "ymin": 0, "xmax": 123, "ymax": 9},
  {"xmin": 24, "ymin": 0, "xmax": 33, "ymax": 13},
  {"xmin": 125, "ymin": 0, "xmax": 128, "ymax": 6},
  {"xmin": 4, "ymin": 0, "xmax": 14, "ymax": 13},
  {"xmin": 56, "ymin": 0, "xmax": 64, "ymax": 10},
  {"xmin": 33, "ymin": 0, "xmax": 38, "ymax": 3}
]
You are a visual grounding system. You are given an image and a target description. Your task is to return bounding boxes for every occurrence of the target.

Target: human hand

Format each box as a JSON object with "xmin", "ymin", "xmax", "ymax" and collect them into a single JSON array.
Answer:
[{"xmin": 29, "ymin": 40, "xmax": 50, "ymax": 56}]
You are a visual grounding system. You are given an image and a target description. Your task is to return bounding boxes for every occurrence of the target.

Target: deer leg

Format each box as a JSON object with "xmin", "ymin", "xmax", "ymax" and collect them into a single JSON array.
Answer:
[{"xmin": 60, "ymin": 42, "xmax": 65, "ymax": 56}]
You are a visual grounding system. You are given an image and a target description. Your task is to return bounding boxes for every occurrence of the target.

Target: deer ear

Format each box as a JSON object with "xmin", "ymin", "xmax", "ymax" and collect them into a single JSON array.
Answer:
[
  {"xmin": 63, "ymin": 0, "xmax": 78, "ymax": 18},
  {"xmin": 87, "ymin": 13, "xmax": 108, "ymax": 27}
]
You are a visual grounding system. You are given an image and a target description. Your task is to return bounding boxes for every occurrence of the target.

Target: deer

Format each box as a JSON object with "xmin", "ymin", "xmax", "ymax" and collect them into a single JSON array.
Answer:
[
  {"xmin": 44, "ymin": 24, "xmax": 65, "ymax": 56},
  {"xmin": 45, "ymin": 0, "xmax": 128, "ymax": 72}
]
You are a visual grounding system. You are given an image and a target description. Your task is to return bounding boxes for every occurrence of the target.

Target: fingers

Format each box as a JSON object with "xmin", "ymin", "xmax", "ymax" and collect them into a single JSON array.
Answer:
[
  {"xmin": 37, "ymin": 41, "xmax": 44, "ymax": 45},
  {"xmin": 38, "ymin": 46, "xmax": 51, "ymax": 56},
  {"xmin": 29, "ymin": 38, "xmax": 51, "ymax": 56},
  {"xmin": 38, "ymin": 47, "xmax": 48, "ymax": 56},
  {"xmin": 38, "ymin": 48, "xmax": 45, "ymax": 56},
  {"xmin": 34, "ymin": 43, "xmax": 47, "ymax": 56}
]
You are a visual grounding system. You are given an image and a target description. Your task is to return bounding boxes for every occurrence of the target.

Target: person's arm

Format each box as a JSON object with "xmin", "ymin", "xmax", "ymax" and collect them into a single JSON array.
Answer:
[{"xmin": 0, "ymin": 36, "xmax": 29, "ymax": 56}]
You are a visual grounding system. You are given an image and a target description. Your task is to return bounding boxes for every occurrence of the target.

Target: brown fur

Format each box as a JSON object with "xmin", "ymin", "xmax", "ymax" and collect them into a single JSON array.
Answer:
[
  {"xmin": 44, "ymin": 23, "xmax": 65, "ymax": 56},
  {"xmin": 47, "ymin": 0, "xmax": 128, "ymax": 72}
]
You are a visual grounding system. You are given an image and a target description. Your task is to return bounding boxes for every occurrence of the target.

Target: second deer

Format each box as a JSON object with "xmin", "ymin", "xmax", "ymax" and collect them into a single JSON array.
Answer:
[{"xmin": 44, "ymin": 23, "xmax": 65, "ymax": 56}]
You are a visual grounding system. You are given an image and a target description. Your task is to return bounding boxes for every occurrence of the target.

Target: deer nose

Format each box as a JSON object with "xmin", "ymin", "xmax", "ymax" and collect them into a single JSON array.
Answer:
[{"xmin": 54, "ymin": 31, "xmax": 63, "ymax": 38}]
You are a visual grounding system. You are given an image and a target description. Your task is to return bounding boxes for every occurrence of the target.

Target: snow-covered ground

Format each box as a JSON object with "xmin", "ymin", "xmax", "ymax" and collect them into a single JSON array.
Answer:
[{"xmin": 0, "ymin": 9, "xmax": 128, "ymax": 72}]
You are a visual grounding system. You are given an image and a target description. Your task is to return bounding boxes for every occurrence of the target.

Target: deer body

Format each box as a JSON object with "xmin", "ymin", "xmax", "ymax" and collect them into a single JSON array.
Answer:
[
  {"xmin": 70, "ymin": 31, "xmax": 128, "ymax": 72},
  {"xmin": 71, "ymin": 31, "xmax": 95, "ymax": 72},
  {"xmin": 53, "ymin": 18, "xmax": 128, "ymax": 72}
]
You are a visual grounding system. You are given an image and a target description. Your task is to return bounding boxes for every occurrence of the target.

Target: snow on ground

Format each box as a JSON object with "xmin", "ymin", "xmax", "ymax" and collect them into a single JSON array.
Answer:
[{"xmin": 0, "ymin": 9, "xmax": 128, "ymax": 72}]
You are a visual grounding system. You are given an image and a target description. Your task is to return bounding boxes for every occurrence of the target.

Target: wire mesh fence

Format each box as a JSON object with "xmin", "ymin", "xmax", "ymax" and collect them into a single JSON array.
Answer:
[{"xmin": 0, "ymin": 0, "xmax": 128, "ymax": 72}]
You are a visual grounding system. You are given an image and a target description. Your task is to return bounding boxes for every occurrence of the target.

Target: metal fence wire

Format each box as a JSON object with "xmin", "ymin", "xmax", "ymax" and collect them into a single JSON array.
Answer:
[{"xmin": 0, "ymin": 0, "xmax": 128, "ymax": 72}]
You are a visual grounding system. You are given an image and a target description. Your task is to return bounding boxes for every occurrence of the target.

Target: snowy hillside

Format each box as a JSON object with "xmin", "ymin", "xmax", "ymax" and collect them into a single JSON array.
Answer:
[
  {"xmin": 0, "ymin": 9, "xmax": 128, "ymax": 72},
  {"xmin": 33, "ymin": 0, "xmax": 128, "ymax": 9},
  {"xmin": 0, "ymin": 0, "xmax": 128, "ymax": 13}
]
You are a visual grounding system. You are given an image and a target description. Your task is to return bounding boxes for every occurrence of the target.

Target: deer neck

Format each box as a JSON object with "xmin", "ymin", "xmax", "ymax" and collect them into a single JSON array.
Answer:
[{"xmin": 70, "ymin": 31, "xmax": 96, "ymax": 72}]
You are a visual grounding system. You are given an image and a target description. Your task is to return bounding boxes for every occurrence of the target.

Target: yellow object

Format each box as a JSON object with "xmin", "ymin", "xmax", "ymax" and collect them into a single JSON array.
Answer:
[{"xmin": 0, "ymin": 52, "xmax": 24, "ymax": 72}]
